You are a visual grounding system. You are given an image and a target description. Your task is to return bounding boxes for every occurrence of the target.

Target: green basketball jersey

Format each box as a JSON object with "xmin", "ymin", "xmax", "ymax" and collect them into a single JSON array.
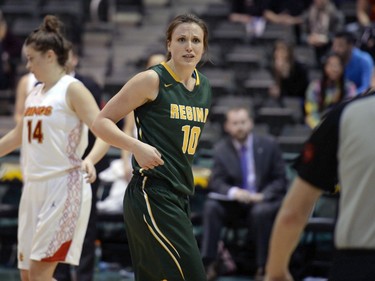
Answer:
[{"xmin": 133, "ymin": 62, "xmax": 212, "ymax": 195}]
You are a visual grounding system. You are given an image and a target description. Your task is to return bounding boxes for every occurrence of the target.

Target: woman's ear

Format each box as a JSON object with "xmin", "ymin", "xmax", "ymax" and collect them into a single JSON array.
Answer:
[
  {"xmin": 46, "ymin": 49, "xmax": 56, "ymax": 63},
  {"xmin": 167, "ymin": 40, "xmax": 171, "ymax": 52}
]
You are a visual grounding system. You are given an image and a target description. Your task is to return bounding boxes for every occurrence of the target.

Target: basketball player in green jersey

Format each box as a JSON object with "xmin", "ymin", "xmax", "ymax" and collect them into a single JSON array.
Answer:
[{"xmin": 92, "ymin": 14, "xmax": 212, "ymax": 281}]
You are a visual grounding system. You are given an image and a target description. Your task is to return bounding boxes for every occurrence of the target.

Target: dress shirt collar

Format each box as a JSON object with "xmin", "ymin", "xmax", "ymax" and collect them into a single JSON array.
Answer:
[{"xmin": 232, "ymin": 133, "xmax": 253, "ymax": 153}]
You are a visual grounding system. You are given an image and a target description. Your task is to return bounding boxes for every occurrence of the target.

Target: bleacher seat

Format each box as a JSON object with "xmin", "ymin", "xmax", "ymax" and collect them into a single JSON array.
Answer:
[
  {"xmin": 256, "ymin": 106, "xmax": 295, "ymax": 136},
  {"xmin": 210, "ymin": 21, "xmax": 248, "ymax": 52},
  {"xmin": 198, "ymin": 2, "xmax": 231, "ymax": 31},
  {"xmin": 203, "ymin": 68, "xmax": 236, "ymax": 98},
  {"xmin": 0, "ymin": 0, "xmax": 40, "ymax": 24},
  {"xmin": 225, "ymin": 45, "xmax": 267, "ymax": 84}
]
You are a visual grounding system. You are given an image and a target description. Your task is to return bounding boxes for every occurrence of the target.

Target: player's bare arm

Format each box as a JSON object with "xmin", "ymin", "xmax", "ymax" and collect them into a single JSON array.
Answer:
[
  {"xmin": 0, "ymin": 119, "xmax": 22, "ymax": 157},
  {"xmin": 92, "ymin": 69, "xmax": 164, "ymax": 169}
]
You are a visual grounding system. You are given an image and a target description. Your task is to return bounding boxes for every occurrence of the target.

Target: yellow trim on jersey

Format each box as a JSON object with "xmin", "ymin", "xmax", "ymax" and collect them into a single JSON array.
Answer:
[
  {"xmin": 141, "ymin": 177, "xmax": 185, "ymax": 280},
  {"xmin": 193, "ymin": 69, "xmax": 200, "ymax": 86},
  {"xmin": 161, "ymin": 62, "xmax": 200, "ymax": 86}
]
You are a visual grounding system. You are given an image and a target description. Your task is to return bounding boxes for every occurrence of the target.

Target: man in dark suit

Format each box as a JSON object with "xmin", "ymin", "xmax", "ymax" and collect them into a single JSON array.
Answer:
[
  {"xmin": 201, "ymin": 105, "xmax": 288, "ymax": 281},
  {"xmin": 53, "ymin": 44, "xmax": 108, "ymax": 281}
]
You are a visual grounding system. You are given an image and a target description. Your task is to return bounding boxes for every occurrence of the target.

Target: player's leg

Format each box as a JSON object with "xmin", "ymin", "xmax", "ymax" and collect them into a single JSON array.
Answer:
[
  {"xmin": 29, "ymin": 260, "xmax": 58, "ymax": 281},
  {"xmin": 20, "ymin": 269, "xmax": 29, "ymax": 281},
  {"xmin": 124, "ymin": 175, "xmax": 206, "ymax": 281}
]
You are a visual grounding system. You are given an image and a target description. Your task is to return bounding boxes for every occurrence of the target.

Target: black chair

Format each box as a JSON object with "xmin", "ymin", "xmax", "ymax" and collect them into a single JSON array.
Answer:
[
  {"xmin": 203, "ymin": 67, "xmax": 236, "ymax": 98},
  {"xmin": 277, "ymin": 135, "xmax": 307, "ymax": 154},
  {"xmin": 243, "ymin": 69, "xmax": 274, "ymax": 97},
  {"xmin": 0, "ymin": 178, "xmax": 22, "ymax": 267},
  {"xmin": 277, "ymin": 124, "xmax": 311, "ymax": 154},
  {"xmin": 220, "ymin": 218, "xmax": 256, "ymax": 276},
  {"xmin": 95, "ymin": 155, "xmax": 131, "ymax": 268}
]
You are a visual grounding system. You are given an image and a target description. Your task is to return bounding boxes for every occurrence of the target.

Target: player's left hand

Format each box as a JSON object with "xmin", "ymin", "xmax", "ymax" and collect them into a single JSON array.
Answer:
[{"xmin": 81, "ymin": 159, "xmax": 97, "ymax": 183}]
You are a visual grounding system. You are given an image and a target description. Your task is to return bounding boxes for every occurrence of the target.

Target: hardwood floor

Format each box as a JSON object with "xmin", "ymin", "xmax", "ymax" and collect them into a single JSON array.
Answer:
[{"xmin": 0, "ymin": 267, "xmax": 254, "ymax": 281}]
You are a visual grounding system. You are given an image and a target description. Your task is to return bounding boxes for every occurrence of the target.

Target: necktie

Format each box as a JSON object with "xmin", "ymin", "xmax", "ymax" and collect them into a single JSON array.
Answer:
[
  {"xmin": 240, "ymin": 145, "xmax": 249, "ymax": 190},
  {"xmin": 240, "ymin": 145, "xmax": 256, "ymax": 193}
]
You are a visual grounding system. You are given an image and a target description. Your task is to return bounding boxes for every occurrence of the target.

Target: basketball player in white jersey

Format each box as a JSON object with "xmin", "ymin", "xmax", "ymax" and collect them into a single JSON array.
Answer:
[{"xmin": 0, "ymin": 15, "xmax": 109, "ymax": 281}]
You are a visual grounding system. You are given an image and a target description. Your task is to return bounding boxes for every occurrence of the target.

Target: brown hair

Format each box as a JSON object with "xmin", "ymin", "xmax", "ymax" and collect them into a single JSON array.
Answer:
[
  {"xmin": 319, "ymin": 52, "xmax": 346, "ymax": 112},
  {"xmin": 165, "ymin": 14, "xmax": 209, "ymax": 61},
  {"xmin": 24, "ymin": 15, "xmax": 70, "ymax": 67}
]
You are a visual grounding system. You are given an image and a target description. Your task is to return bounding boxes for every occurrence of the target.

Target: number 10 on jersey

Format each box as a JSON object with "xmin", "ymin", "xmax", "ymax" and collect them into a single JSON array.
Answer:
[{"xmin": 181, "ymin": 125, "xmax": 201, "ymax": 155}]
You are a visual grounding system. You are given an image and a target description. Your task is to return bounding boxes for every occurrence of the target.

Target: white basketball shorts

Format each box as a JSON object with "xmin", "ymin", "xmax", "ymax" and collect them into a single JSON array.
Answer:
[{"xmin": 17, "ymin": 169, "xmax": 92, "ymax": 270}]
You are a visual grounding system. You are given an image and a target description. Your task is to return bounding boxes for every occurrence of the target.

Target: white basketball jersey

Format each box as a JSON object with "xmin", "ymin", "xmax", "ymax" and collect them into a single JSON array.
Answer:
[{"xmin": 22, "ymin": 75, "xmax": 88, "ymax": 181}]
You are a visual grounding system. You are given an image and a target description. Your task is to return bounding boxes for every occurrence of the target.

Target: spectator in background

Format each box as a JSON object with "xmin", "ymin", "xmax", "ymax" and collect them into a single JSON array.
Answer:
[
  {"xmin": 357, "ymin": 0, "xmax": 375, "ymax": 27},
  {"xmin": 305, "ymin": 52, "xmax": 356, "ymax": 128},
  {"xmin": 356, "ymin": 0, "xmax": 375, "ymax": 63},
  {"xmin": 0, "ymin": 10, "xmax": 23, "ymax": 90},
  {"xmin": 263, "ymin": 0, "xmax": 311, "ymax": 43},
  {"xmin": 201, "ymin": 106, "xmax": 288, "ymax": 281},
  {"xmin": 268, "ymin": 40, "xmax": 309, "ymax": 113},
  {"xmin": 332, "ymin": 30, "xmax": 374, "ymax": 94},
  {"xmin": 301, "ymin": 0, "xmax": 344, "ymax": 65},
  {"xmin": 263, "ymin": 0, "xmax": 307, "ymax": 25},
  {"xmin": 229, "ymin": 0, "xmax": 267, "ymax": 38}
]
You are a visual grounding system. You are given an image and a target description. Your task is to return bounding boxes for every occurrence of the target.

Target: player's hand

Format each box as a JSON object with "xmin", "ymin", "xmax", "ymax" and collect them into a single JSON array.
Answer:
[
  {"xmin": 132, "ymin": 141, "xmax": 164, "ymax": 170},
  {"xmin": 81, "ymin": 158, "xmax": 97, "ymax": 183}
]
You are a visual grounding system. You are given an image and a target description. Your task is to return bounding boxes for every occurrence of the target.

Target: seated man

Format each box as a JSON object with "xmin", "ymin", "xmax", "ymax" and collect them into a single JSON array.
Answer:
[
  {"xmin": 201, "ymin": 106, "xmax": 288, "ymax": 281},
  {"xmin": 332, "ymin": 30, "xmax": 374, "ymax": 94}
]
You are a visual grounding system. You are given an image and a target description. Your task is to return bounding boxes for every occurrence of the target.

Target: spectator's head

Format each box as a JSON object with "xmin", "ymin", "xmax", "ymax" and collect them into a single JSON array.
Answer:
[
  {"xmin": 224, "ymin": 106, "xmax": 254, "ymax": 143},
  {"xmin": 271, "ymin": 40, "xmax": 296, "ymax": 78},
  {"xmin": 272, "ymin": 40, "xmax": 295, "ymax": 64},
  {"xmin": 332, "ymin": 31, "xmax": 356, "ymax": 62},
  {"xmin": 322, "ymin": 52, "xmax": 345, "ymax": 82},
  {"xmin": 318, "ymin": 52, "xmax": 347, "ymax": 112}
]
